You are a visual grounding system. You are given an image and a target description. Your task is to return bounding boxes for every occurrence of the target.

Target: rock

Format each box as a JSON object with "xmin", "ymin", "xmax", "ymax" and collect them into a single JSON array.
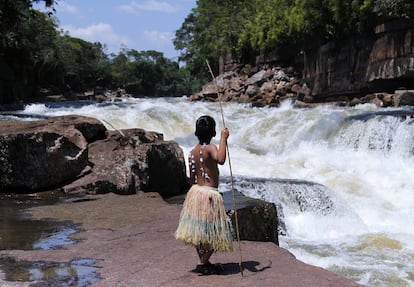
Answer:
[
  {"xmin": 274, "ymin": 69, "xmax": 288, "ymax": 81},
  {"xmin": 246, "ymin": 70, "xmax": 268, "ymax": 86},
  {"xmin": 304, "ymin": 20, "xmax": 414, "ymax": 101},
  {"xmin": 293, "ymin": 100, "xmax": 311, "ymax": 108},
  {"xmin": 350, "ymin": 97, "xmax": 362, "ymax": 106},
  {"xmin": 398, "ymin": 91, "xmax": 414, "ymax": 106},
  {"xmin": 371, "ymin": 97, "xmax": 383, "ymax": 107},
  {"xmin": 0, "ymin": 116, "xmax": 187, "ymax": 196},
  {"xmin": 260, "ymin": 81, "xmax": 275, "ymax": 94},
  {"xmin": 382, "ymin": 93, "xmax": 393, "ymax": 107},
  {"xmin": 171, "ymin": 187, "xmax": 280, "ymax": 245},
  {"xmin": 188, "ymin": 66, "xmax": 300, "ymax": 108},
  {"xmin": 0, "ymin": 115, "xmax": 105, "ymax": 192},
  {"xmin": 303, "ymin": 94, "xmax": 314, "ymax": 103},
  {"xmin": 291, "ymin": 83, "xmax": 302, "ymax": 94},
  {"xmin": 238, "ymin": 93, "xmax": 250, "ymax": 103},
  {"xmin": 64, "ymin": 129, "xmax": 188, "ymax": 197},
  {"xmin": 246, "ymin": 85, "xmax": 259, "ymax": 97},
  {"xmin": 230, "ymin": 202, "xmax": 279, "ymax": 245}
]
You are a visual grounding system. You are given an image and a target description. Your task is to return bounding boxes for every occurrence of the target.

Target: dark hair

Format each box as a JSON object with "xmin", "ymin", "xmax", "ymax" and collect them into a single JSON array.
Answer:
[{"xmin": 195, "ymin": 115, "xmax": 216, "ymax": 144}]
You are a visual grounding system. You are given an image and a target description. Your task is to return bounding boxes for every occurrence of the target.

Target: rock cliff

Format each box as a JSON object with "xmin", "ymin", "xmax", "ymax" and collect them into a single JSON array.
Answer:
[
  {"xmin": 304, "ymin": 20, "xmax": 414, "ymax": 102},
  {"xmin": 195, "ymin": 20, "xmax": 414, "ymax": 108}
]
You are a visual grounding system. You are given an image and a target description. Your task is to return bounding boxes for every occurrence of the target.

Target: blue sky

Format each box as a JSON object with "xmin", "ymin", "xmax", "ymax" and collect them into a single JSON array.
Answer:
[{"xmin": 35, "ymin": 0, "xmax": 196, "ymax": 60}]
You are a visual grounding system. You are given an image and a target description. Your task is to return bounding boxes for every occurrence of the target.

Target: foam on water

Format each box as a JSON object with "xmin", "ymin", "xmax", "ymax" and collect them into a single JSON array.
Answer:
[{"xmin": 15, "ymin": 97, "xmax": 414, "ymax": 286}]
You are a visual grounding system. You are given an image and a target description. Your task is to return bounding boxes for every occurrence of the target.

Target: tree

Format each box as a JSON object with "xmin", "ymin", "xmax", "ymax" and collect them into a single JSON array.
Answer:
[
  {"xmin": 54, "ymin": 35, "xmax": 110, "ymax": 92},
  {"xmin": 0, "ymin": 0, "xmax": 199, "ymax": 103},
  {"xmin": 174, "ymin": 0, "xmax": 414, "ymax": 81},
  {"xmin": 0, "ymin": 0, "xmax": 58, "ymax": 104},
  {"xmin": 174, "ymin": 0, "xmax": 251, "ymax": 82},
  {"xmin": 374, "ymin": 0, "xmax": 414, "ymax": 19},
  {"xmin": 107, "ymin": 48, "xmax": 191, "ymax": 97}
]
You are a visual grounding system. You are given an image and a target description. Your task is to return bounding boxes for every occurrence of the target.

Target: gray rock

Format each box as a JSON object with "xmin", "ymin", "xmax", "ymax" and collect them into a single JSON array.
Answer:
[
  {"xmin": 0, "ymin": 115, "xmax": 105, "ymax": 192},
  {"xmin": 64, "ymin": 129, "xmax": 188, "ymax": 197},
  {"xmin": 229, "ymin": 201, "xmax": 279, "ymax": 245}
]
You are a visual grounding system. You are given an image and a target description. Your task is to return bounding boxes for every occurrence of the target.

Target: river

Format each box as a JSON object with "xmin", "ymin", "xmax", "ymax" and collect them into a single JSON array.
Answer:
[{"xmin": 1, "ymin": 97, "xmax": 414, "ymax": 287}]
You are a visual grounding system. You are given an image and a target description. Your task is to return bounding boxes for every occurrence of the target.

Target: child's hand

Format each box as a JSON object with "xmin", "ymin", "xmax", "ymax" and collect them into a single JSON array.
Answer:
[{"xmin": 221, "ymin": 128, "xmax": 229, "ymax": 140}]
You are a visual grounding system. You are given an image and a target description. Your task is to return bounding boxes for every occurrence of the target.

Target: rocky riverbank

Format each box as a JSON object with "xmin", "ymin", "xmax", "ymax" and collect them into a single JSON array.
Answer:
[
  {"xmin": 189, "ymin": 64, "xmax": 414, "ymax": 109},
  {"xmin": 189, "ymin": 20, "xmax": 414, "ymax": 109},
  {"xmin": 1, "ymin": 192, "xmax": 362, "ymax": 287}
]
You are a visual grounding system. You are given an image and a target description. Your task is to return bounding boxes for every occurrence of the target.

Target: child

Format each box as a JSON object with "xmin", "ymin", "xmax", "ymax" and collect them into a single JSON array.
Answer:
[{"xmin": 175, "ymin": 115, "xmax": 233, "ymax": 275}]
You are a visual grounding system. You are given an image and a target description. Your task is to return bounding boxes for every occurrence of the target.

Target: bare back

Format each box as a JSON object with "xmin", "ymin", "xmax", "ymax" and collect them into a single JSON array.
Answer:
[{"xmin": 189, "ymin": 144, "xmax": 220, "ymax": 188}]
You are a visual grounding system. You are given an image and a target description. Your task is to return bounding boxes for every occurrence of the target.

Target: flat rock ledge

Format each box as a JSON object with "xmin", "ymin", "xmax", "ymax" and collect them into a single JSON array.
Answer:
[{"xmin": 0, "ymin": 193, "xmax": 363, "ymax": 287}]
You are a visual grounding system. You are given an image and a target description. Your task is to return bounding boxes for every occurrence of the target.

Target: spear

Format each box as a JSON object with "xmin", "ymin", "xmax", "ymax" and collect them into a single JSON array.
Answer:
[{"xmin": 206, "ymin": 60, "xmax": 244, "ymax": 276}]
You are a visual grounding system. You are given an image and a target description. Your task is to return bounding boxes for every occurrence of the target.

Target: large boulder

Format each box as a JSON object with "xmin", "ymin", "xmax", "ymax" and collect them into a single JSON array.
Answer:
[
  {"xmin": 222, "ymin": 189, "xmax": 279, "ymax": 245},
  {"xmin": 64, "ymin": 129, "xmax": 188, "ymax": 197},
  {"xmin": 0, "ymin": 115, "xmax": 106, "ymax": 192},
  {"xmin": 231, "ymin": 202, "xmax": 279, "ymax": 245}
]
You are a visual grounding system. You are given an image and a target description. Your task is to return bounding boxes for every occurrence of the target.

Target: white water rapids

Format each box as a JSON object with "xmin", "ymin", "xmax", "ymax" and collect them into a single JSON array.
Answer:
[{"xmin": 2, "ymin": 97, "xmax": 414, "ymax": 286}]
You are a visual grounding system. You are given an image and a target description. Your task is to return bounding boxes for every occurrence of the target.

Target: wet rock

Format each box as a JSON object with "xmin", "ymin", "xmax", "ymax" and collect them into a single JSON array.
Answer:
[
  {"xmin": 230, "ymin": 202, "xmax": 279, "ymax": 245},
  {"xmin": 398, "ymin": 91, "xmax": 414, "ymax": 106},
  {"xmin": 0, "ymin": 115, "xmax": 105, "ymax": 192}
]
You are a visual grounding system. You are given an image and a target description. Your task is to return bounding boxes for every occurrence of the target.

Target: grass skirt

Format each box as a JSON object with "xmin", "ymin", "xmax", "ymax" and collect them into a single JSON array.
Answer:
[{"xmin": 175, "ymin": 184, "xmax": 233, "ymax": 252}]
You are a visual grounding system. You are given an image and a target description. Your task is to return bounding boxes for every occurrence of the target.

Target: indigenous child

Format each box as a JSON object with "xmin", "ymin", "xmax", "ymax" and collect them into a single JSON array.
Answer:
[{"xmin": 175, "ymin": 115, "xmax": 233, "ymax": 275}]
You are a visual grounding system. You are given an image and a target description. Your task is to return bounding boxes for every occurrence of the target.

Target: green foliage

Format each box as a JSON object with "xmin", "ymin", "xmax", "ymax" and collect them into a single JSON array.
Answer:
[
  {"xmin": 0, "ymin": 0, "xmax": 196, "ymax": 104},
  {"xmin": 174, "ymin": 0, "xmax": 414, "ymax": 80},
  {"xmin": 374, "ymin": 0, "xmax": 414, "ymax": 18},
  {"xmin": 108, "ymin": 48, "xmax": 197, "ymax": 97},
  {"xmin": 53, "ymin": 35, "xmax": 111, "ymax": 92},
  {"xmin": 174, "ymin": 0, "xmax": 252, "ymax": 82},
  {"xmin": 0, "ymin": 1, "xmax": 60, "ymax": 103}
]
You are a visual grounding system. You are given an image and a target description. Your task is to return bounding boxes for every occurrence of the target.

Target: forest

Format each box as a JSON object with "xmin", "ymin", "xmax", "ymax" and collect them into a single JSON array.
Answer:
[
  {"xmin": 0, "ymin": 0, "xmax": 198, "ymax": 105},
  {"xmin": 1, "ymin": 0, "xmax": 413, "ymax": 104},
  {"xmin": 175, "ymin": 0, "xmax": 414, "ymax": 81}
]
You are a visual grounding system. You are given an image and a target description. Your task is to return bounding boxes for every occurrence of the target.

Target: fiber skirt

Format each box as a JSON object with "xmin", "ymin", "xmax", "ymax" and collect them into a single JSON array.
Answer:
[{"xmin": 175, "ymin": 184, "xmax": 233, "ymax": 252}]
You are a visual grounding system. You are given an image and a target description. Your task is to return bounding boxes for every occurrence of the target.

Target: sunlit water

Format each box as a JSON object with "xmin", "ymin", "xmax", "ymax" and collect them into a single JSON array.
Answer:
[{"xmin": 2, "ymin": 97, "xmax": 414, "ymax": 286}]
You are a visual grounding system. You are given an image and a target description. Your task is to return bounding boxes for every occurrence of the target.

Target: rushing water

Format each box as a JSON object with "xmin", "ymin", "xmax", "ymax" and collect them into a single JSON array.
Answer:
[{"xmin": 2, "ymin": 97, "xmax": 414, "ymax": 286}]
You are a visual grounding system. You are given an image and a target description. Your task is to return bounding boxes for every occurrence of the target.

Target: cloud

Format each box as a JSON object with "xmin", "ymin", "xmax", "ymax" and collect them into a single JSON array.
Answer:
[
  {"xmin": 119, "ymin": 0, "xmax": 178, "ymax": 14},
  {"xmin": 61, "ymin": 23, "xmax": 131, "ymax": 52},
  {"xmin": 144, "ymin": 30, "xmax": 173, "ymax": 46},
  {"xmin": 57, "ymin": 2, "xmax": 80, "ymax": 15}
]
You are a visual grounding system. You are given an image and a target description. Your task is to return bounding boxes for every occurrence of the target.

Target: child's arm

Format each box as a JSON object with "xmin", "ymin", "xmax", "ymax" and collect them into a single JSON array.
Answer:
[{"xmin": 211, "ymin": 128, "xmax": 229, "ymax": 165}]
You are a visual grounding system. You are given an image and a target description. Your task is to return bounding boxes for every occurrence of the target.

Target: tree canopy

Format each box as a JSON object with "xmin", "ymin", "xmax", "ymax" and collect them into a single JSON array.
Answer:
[
  {"xmin": 0, "ymin": 0, "xmax": 197, "ymax": 105},
  {"xmin": 174, "ymin": 0, "xmax": 414, "ymax": 80}
]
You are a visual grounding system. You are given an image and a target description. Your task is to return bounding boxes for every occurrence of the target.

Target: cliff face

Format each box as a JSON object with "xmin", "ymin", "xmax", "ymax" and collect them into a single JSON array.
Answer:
[{"xmin": 304, "ymin": 20, "xmax": 414, "ymax": 100}]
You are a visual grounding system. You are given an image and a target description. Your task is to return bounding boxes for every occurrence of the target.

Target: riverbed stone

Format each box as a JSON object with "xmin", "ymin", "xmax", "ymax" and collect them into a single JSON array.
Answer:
[
  {"xmin": 0, "ymin": 116, "xmax": 187, "ymax": 196},
  {"xmin": 0, "ymin": 115, "xmax": 105, "ymax": 192},
  {"xmin": 230, "ymin": 202, "xmax": 279, "ymax": 245},
  {"xmin": 63, "ymin": 129, "xmax": 188, "ymax": 196}
]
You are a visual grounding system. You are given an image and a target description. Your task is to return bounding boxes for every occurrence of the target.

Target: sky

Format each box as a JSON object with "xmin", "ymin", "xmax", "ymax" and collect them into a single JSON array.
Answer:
[{"xmin": 35, "ymin": 0, "xmax": 196, "ymax": 60}]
